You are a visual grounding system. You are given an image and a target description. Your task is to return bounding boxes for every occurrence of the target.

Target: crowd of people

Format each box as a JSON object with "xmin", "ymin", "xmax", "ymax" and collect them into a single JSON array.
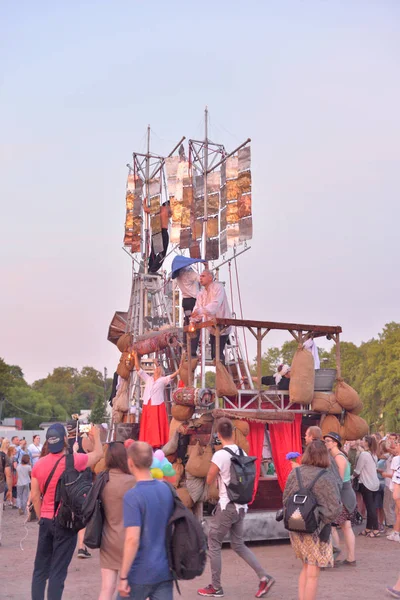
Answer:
[{"xmin": 1, "ymin": 424, "xmax": 400, "ymax": 599}]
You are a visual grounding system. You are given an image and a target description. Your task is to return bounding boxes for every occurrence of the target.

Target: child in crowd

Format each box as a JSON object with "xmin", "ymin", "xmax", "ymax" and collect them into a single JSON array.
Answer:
[{"xmin": 16, "ymin": 454, "xmax": 31, "ymax": 515}]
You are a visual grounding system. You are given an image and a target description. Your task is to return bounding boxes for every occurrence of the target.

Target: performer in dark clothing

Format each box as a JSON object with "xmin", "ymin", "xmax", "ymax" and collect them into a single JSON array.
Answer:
[{"xmin": 254, "ymin": 363, "xmax": 291, "ymax": 390}]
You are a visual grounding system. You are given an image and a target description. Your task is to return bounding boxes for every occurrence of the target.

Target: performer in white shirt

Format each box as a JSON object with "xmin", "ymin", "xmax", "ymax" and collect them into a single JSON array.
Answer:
[
  {"xmin": 133, "ymin": 352, "xmax": 179, "ymax": 448},
  {"xmin": 190, "ymin": 269, "xmax": 232, "ymax": 364}
]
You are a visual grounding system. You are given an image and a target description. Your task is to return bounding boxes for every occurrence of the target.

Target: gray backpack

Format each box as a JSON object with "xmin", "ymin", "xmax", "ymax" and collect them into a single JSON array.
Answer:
[{"xmin": 223, "ymin": 447, "xmax": 257, "ymax": 505}]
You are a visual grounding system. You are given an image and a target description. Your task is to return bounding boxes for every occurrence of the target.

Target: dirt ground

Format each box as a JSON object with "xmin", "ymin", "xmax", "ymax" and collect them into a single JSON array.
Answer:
[{"xmin": 1, "ymin": 506, "xmax": 399, "ymax": 600}]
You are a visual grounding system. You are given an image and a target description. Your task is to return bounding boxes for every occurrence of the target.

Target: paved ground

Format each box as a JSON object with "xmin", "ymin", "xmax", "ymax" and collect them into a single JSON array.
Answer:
[{"xmin": 1, "ymin": 506, "xmax": 399, "ymax": 599}]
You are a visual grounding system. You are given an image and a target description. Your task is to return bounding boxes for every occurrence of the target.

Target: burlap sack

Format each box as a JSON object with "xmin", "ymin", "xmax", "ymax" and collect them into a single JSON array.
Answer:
[
  {"xmin": 162, "ymin": 430, "xmax": 179, "ymax": 456},
  {"xmin": 114, "ymin": 379, "xmax": 129, "ymax": 413},
  {"xmin": 186, "ymin": 472, "xmax": 206, "ymax": 503},
  {"xmin": 116, "ymin": 352, "xmax": 131, "ymax": 380},
  {"xmin": 117, "ymin": 333, "xmax": 131, "ymax": 353},
  {"xmin": 179, "ymin": 357, "xmax": 199, "ymax": 386},
  {"xmin": 172, "ymin": 459, "xmax": 184, "ymax": 488},
  {"xmin": 233, "ymin": 428, "xmax": 250, "ymax": 454},
  {"xmin": 350, "ymin": 400, "xmax": 364, "ymax": 415},
  {"xmin": 216, "ymin": 362, "xmax": 238, "ymax": 397},
  {"xmin": 233, "ymin": 419, "xmax": 250, "ymax": 437},
  {"xmin": 169, "ymin": 417, "xmax": 182, "ymax": 439},
  {"xmin": 335, "ymin": 380, "xmax": 361, "ymax": 411},
  {"xmin": 177, "ymin": 487, "xmax": 194, "ymax": 509},
  {"xmin": 342, "ymin": 413, "xmax": 369, "ymax": 441},
  {"xmin": 289, "ymin": 347, "xmax": 315, "ymax": 404},
  {"xmin": 321, "ymin": 415, "xmax": 341, "ymax": 437},
  {"xmin": 171, "ymin": 404, "xmax": 194, "ymax": 422},
  {"xmin": 311, "ymin": 392, "xmax": 342, "ymax": 415},
  {"xmin": 186, "ymin": 441, "xmax": 213, "ymax": 478},
  {"xmin": 93, "ymin": 444, "xmax": 108, "ymax": 475}
]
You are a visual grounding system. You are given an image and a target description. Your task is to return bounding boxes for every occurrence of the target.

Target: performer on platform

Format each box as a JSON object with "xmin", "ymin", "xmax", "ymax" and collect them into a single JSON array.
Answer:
[
  {"xmin": 143, "ymin": 198, "xmax": 172, "ymax": 273},
  {"xmin": 133, "ymin": 352, "xmax": 179, "ymax": 448}
]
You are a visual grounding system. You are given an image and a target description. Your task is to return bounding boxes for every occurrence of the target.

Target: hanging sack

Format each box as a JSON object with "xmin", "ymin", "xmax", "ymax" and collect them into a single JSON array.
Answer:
[
  {"xmin": 321, "ymin": 415, "xmax": 341, "ymax": 437},
  {"xmin": 169, "ymin": 417, "xmax": 182, "ymax": 439},
  {"xmin": 335, "ymin": 380, "xmax": 361, "ymax": 411},
  {"xmin": 117, "ymin": 333, "xmax": 131, "ymax": 353},
  {"xmin": 171, "ymin": 404, "xmax": 194, "ymax": 422},
  {"xmin": 216, "ymin": 362, "xmax": 238, "ymax": 397},
  {"xmin": 173, "ymin": 387, "xmax": 196, "ymax": 406},
  {"xmin": 114, "ymin": 379, "xmax": 129, "ymax": 413},
  {"xmin": 176, "ymin": 486, "xmax": 194, "ymax": 509},
  {"xmin": 341, "ymin": 413, "xmax": 369, "ymax": 441},
  {"xmin": 162, "ymin": 431, "xmax": 180, "ymax": 457},
  {"xmin": 186, "ymin": 472, "xmax": 206, "ymax": 503},
  {"xmin": 186, "ymin": 442, "xmax": 213, "ymax": 478},
  {"xmin": 233, "ymin": 427, "xmax": 250, "ymax": 454},
  {"xmin": 172, "ymin": 459, "xmax": 184, "ymax": 488},
  {"xmin": 233, "ymin": 419, "xmax": 250, "ymax": 437},
  {"xmin": 311, "ymin": 392, "xmax": 342, "ymax": 415},
  {"xmin": 116, "ymin": 353, "xmax": 131, "ymax": 380},
  {"xmin": 289, "ymin": 347, "xmax": 315, "ymax": 404},
  {"xmin": 179, "ymin": 357, "xmax": 199, "ymax": 386},
  {"xmin": 284, "ymin": 467, "xmax": 326, "ymax": 533},
  {"xmin": 223, "ymin": 447, "xmax": 257, "ymax": 505},
  {"xmin": 82, "ymin": 470, "xmax": 110, "ymax": 549}
]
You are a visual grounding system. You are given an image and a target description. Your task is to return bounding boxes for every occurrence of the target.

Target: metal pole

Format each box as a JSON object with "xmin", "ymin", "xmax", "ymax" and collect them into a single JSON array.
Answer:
[
  {"xmin": 335, "ymin": 333, "xmax": 341, "ymax": 379},
  {"xmin": 200, "ymin": 107, "xmax": 208, "ymax": 388},
  {"xmin": 144, "ymin": 125, "xmax": 151, "ymax": 277},
  {"xmin": 103, "ymin": 367, "xmax": 108, "ymax": 417}
]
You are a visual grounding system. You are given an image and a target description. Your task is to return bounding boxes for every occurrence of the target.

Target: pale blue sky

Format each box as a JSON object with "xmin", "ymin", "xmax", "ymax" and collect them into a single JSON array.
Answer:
[{"xmin": 1, "ymin": 1, "xmax": 399, "ymax": 382}]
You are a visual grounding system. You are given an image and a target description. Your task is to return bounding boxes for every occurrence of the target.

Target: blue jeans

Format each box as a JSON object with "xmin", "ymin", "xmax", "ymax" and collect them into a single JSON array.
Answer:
[{"xmin": 117, "ymin": 580, "xmax": 173, "ymax": 600}]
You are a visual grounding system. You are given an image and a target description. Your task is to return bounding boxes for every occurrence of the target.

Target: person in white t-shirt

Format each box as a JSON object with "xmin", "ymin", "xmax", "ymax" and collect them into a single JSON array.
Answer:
[
  {"xmin": 197, "ymin": 418, "xmax": 275, "ymax": 599},
  {"xmin": 28, "ymin": 435, "xmax": 43, "ymax": 466},
  {"xmin": 386, "ymin": 442, "xmax": 400, "ymax": 542}
]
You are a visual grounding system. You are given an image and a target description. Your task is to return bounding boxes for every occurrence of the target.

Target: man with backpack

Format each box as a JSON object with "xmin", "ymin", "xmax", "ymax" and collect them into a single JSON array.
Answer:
[
  {"xmin": 30, "ymin": 422, "xmax": 103, "ymax": 600},
  {"xmin": 118, "ymin": 441, "xmax": 175, "ymax": 599},
  {"xmin": 197, "ymin": 418, "xmax": 275, "ymax": 598}
]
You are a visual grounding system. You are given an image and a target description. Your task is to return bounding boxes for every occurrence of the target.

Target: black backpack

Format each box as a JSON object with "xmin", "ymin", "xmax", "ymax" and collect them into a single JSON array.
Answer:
[
  {"xmin": 284, "ymin": 468, "xmax": 326, "ymax": 534},
  {"xmin": 54, "ymin": 454, "xmax": 93, "ymax": 532},
  {"xmin": 81, "ymin": 470, "xmax": 110, "ymax": 549},
  {"xmin": 223, "ymin": 447, "xmax": 257, "ymax": 505},
  {"xmin": 164, "ymin": 482, "xmax": 207, "ymax": 593}
]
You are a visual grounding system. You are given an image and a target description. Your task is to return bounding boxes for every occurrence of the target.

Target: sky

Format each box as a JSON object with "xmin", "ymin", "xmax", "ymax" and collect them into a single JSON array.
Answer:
[{"xmin": 1, "ymin": 1, "xmax": 400, "ymax": 383}]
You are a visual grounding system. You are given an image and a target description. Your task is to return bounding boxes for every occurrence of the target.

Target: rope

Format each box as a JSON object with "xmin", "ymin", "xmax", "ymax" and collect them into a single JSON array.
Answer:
[
  {"xmin": 20, "ymin": 513, "xmax": 30, "ymax": 551},
  {"xmin": 233, "ymin": 253, "xmax": 251, "ymax": 370},
  {"xmin": 4, "ymin": 398, "xmax": 52, "ymax": 420}
]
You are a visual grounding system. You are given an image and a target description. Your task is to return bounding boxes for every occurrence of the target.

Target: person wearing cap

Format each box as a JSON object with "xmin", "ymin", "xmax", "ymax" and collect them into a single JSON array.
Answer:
[
  {"xmin": 253, "ymin": 363, "xmax": 291, "ymax": 391},
  {"xmin": 30, "ymin": 423, "xmax": 103, "ymax": 600},
  {"xmin": 324, "ymin": 432, "xmax": 357, "ymax": 567}
]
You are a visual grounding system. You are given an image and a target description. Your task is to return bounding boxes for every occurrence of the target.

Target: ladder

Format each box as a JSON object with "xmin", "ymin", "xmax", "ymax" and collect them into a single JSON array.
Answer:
[{"xmin": 225, "ymin": 329, "xmax": 254, "ymax": 390}]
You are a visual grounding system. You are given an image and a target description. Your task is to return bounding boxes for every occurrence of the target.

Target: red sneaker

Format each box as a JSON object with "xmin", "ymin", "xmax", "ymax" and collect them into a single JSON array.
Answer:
[
  {"xmin": 255, "ymin": 577, "xmax": 275, "ymax": 598},
  {"xmin": 197, "ymin": 584, "xmax": 224, "ymax": 597}
]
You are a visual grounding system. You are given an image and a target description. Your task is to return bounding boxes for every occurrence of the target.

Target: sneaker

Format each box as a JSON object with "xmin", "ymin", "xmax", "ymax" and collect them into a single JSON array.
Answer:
[
  {"xmin": 77, "ymin": 547, "xmax": 92, "ymax": 559},
  {"xmin": 255, "ymin": 577, "xmax": 275, "ymax": 598},
  {"xmin": 387, "ymin": 532, "xmax": 400, "ymax": 542},
  {"xmin": 387, "ymin": 587, "xmax": 400, "ymax": 598},
  {"xmin": 197, "ymin": 584, "xmax": 224, "ymax": 597}
]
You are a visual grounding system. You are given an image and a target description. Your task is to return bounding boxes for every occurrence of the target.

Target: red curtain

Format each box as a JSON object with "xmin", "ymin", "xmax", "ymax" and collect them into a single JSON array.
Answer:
[
  {"xmin": 247, "ymin": 421, "xmax": 265, "ymax": 504},
  {"xmin": 269, "ymin": 414, "xmax": 302, "ymax": 491}
]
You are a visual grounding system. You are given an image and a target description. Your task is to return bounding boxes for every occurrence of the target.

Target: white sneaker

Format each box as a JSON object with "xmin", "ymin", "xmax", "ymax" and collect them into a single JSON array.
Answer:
[{"xmin": 387, "ymin": 531, "xmax": 400, "ymax": 542}]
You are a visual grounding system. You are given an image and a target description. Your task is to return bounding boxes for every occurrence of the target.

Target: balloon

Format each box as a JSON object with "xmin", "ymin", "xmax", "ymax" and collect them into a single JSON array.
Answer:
[
  {"xmin": 151, "ymin": 457, "xmax": 161, "ymax": 470},
  {"xmin": 160, "ymin": 457, "xmax": 169, "ymax": 467},
  {"xmin": 164, "ymin": 475, "xmax": 177, "ymax": 484},
  {"xmin": 151, "ymin": 468, "xmax": 164, "ymax": 480},
  {"xmin": 124, "ymin": 439, "xmax": 134, "ymax": 449},
  {"xmin": 163, "ymin": 463, "xmax": 175, "ymax": 476},
  {"xmin": 154, "ymin": 449, "xmax": 165, "ymax": 462}
]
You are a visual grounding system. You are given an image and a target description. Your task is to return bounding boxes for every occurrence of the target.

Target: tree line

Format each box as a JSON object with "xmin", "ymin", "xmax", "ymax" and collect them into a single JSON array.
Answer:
[{"xmin": 1, "ymin": 322, "xmax": 399, "ymax": 431}]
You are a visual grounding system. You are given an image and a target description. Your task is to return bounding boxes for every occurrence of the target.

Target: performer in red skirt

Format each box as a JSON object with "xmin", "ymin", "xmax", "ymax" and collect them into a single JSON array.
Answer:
[{"xmin": 133, "ymin": 352, "xmax": 179, "ymax": 448}]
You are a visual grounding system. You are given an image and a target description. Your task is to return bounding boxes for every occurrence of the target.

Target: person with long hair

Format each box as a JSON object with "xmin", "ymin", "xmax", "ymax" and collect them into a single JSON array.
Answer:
[
  {"xmin": 283, "ymin": 440, "xmax": 341, "ymax": 600},
  {"xmin": 99, "ymin": 442, "xmax": 135, "ymax": 600},
  {"xmin": 324, "ymin": 433, "xmax": 357, "ymax": 566},
  {"xmin": 7, "ymin": 446, "xmax": 18, "ymax": 508},
  {"xmin": 353, "ymin": 435, "xmax": 380, "ymax": 537}
]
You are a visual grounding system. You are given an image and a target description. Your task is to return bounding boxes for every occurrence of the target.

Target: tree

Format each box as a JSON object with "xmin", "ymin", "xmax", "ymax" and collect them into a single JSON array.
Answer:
[{"xmin": 90, "ymin": 394, "xmax": 108, "ymax": 425}]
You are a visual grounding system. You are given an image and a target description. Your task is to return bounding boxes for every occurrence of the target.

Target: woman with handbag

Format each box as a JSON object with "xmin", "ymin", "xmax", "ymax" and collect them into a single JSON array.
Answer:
[
  {"xmin": 98, "ymin": 442, "xmax": 135, "ymax": 600},
  {"xmin": 324, "ymin": 433, "xmax": 357, "ymax": 566},
  {"xmin": 353, "ymin": 435, "xmax": 380, "ymax": 537}
]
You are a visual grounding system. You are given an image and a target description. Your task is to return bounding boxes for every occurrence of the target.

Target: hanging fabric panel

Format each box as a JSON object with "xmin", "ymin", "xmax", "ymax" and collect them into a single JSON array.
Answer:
[{"xmin": 268, "ymin": 414, "xmax": 302, "ymax": 491}]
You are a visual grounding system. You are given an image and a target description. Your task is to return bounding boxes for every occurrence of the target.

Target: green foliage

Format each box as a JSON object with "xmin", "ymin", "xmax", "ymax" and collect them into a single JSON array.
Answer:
[
  {"xmin": 1, "ymin": 361, "xmax": 112, "ymax": 430},
  {"xmin": 90, "ymin": 394, "xmax": 108, "ymax": 425}
]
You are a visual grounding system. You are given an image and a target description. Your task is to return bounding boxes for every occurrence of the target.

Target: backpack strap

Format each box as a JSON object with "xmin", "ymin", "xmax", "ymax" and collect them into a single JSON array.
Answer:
[
  {"xmin": 223, "ymin": 446, "xmax": 244, "ymax": 458},
  {"xmin": 308, "ymin": 469, "xmax": 327, "ymax": 491},
  {"xmin": 42, "ymin": 456, "xmax": 65, "ymax": 500}
]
